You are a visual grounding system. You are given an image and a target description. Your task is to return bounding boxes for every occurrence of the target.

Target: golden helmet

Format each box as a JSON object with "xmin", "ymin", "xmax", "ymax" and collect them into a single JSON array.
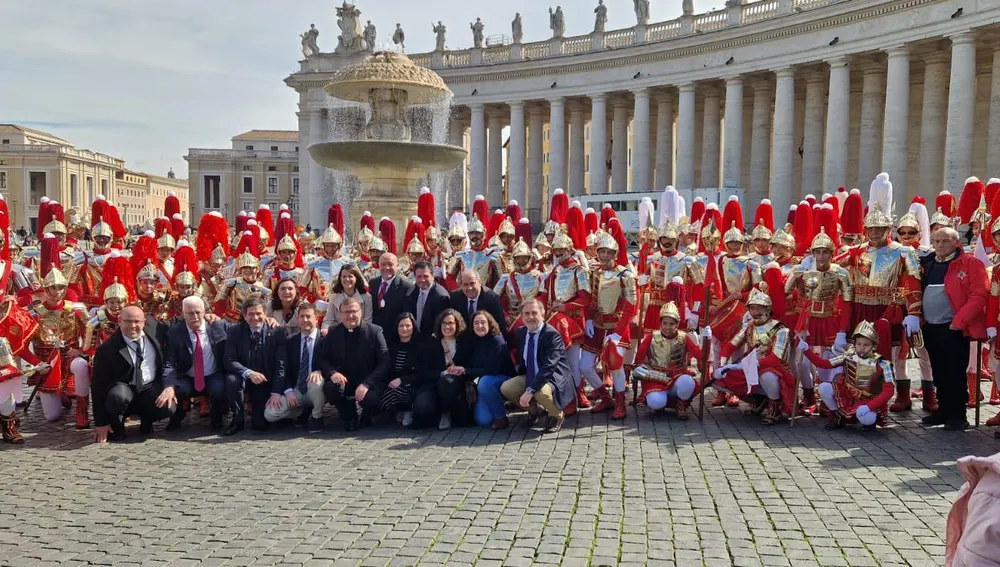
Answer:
[
  {"xmin": 750, "ymin": 221, "xmax": 773, "ymax": 241},
  {"xmin": 585, "ymin": 232, "xmax": 598, "ymax": 248},
  {"xmin": 534, "ymin": 233, "xmax": 550, "ymax": 249},
  {"xmin": 276, "ymin": 235, "xmax": 298, "ymax": 253},
  {"xmin": 319, "ymin": 225, "xmax": 343, "ymax": 245},
  {"xmin": 42, "ymin": 267, "xmax": 68, "ymax": 288},
  {"xmin": 701, "ymin": 219, "xmax": 721, "ymax": 244},
  {"xmin": 658, "ymin": 219, "xmax": 679, "ymax": 240},
  {"xmin": 368, "ymin": 235, "xmax": 388, "ymax": 253},
  {"xmin": 405, "ymin": 238, "xmax": 425, "ymax": 255},
  {"xmin": 447, "ymin": 224, "xmax": 467, "ymax": 241},
  {"xmin": 210, "ymin": 243, "xmax": 227, "ymax": 263},
  {"xmin": 44, "ymin": 219, "xmax": 67, "ymax": 235},
  {"xmin": 723, "ymin": 221, "xmax": 744, "ymax": 244},
  {"xmin": 929, "ymin": 208, "xmax": 953, "ymax": 228},
  {"xmin": 594, "ymin": 231, "xmax": 618, "ymax": 252},
  {"xmin": 863, "ymin": 203, "xmax": 892, "ymax": 229},
  {"xmin": 235, "ymin": 250, "xmax": 260, "ymax": 269},
  {"xmin": 91, "ymin": 217, "xmax": 114, "ymax": 239},
  {"xmin": 356, "ymin": 226, "xmax": 375, "ymax": 243},
  {"xmin": 174, "ymin": 271, "xmax": 197, "ymax": 287},
  {"xmin": 512, "ymin": 237, "xmax": 532, "ymax": 258},
  {"xmin": 157, "ymin": 233, "xmax": 176, "ymax": 250},
  {"xmin": 897, "ymin": 212, "xmax": 920, "ymax": 232},
  {"xmin": 658, "ymin": 301, "xmax": 680, "ymax": 322},
  {"xmin": 426, "ymin": 225, "xmax": 441, "ymax": 242},
  {"xmin": 990, "ymin": 216, "xmax": 1000, "ymax": 236},
  {"xmin": 550, "ymin": 230, "xmax": 574, "ymax": 250},
  {"xmin": 103, "ymin": 277, "xmax": 130, "ymax": 302},
  {"xmin": 136, "ymin": 262, "xmax": 159, "ymax": 281},
  {"xmin": 542, "ymin": 219, "xmax": 561, "ymax": 235},
  {"xmin": 497, "ymin": 217, "xmax": 515, "ymax": 236},
  {"xmin": 467, "ymin": 217, "xmax": 486, "ymax": 234},
  {"xmin": 809, "ymin": 227, "xmax": 835, "ymax": 251},
  {"xmin": 852, "ymin": 320, "xmax": 878, "ymax": 344},
  {"xmin": 770, "ymin": 226, "xmax": 796, "ymax": 250},
  {"xmin": 746, "ymin": 288, "xmax": 772, "ymax": 309}
]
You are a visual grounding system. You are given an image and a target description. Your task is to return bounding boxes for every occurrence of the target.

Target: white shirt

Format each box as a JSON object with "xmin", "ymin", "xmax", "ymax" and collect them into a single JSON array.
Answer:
[
  {"xmin": 285, "ymin": 328, "xmax": 318, "ymax": 395},
  {"xmin": 188, "ymin": 323, "xmax": 217, "ymax": 377},
  {"xmin": 126, "ymin": 335, "xmax": 156, "ymax": 386}
]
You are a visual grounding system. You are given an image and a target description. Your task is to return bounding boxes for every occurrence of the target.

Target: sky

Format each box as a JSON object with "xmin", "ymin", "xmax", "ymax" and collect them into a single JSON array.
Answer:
[{"xmin": 1, "ymin": 0, "xmax": 714, "ymax": 179}]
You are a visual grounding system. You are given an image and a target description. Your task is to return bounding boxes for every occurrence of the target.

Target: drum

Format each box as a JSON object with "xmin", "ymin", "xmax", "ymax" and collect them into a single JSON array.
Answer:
[{"xmin": 706, "ymin": 295, "xmax": 747, "ymax": 344}]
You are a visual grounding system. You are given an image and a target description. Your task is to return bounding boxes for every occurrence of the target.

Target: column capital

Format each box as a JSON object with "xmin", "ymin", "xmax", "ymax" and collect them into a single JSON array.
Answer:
[
  {"xmin": 588, "ymin": 92, "xmax": 607, "ymax": 102},
  {"xmin": 547, "ymin": 96, "xmax": 566, "ymax": 106},
  {"xmin": 884, "ymin": 45, "xmax": 910, "ymax": 58},
  {"xmin": 654, "ymin": 91, "xmax": 674, "ymax": 105},
  {"xmin": 632, "ymin": 87, "xmax": 651, "ymax": 98},
  {"xmin": 508, "ymin": 100, "xmax": 525, "ymax": 110},
  {"xmin": 612, "ymin": 95, "xmax": 631, "ymax": 109},
  {"xmin": 826, "ymin": 56, "xmax": 849, "ymax": 68},
  {"xmin": 469, "ymin": 101, "xmax": 486, "ymax": 111},
  {"xmin": 568, "ymin": 99, "xmax": 586, "ymax": 114},
  {"xmin": 773, "ymin": 67, "xmax": 795, "ymax": 79},
  {"xmin": 750, "ymin": 77, "xmax": 772, "ymax": 92},
  {"xmin": 923, "ymin": 51, "xmax": 951, "ymax": 65},
  {"xmin": 948, "ymin": 30, "xmax": 977, "ymax": 46},
  {"xmin": 678, "ymin": 83, "xmax": 696, "ymax": 93},
  {"xmin": 803, "ymin": 69, "xmax": 827, "ymax": 84},
  {"xmin": 724, "ymin": 75, "xmax": 744, "ymax": 86},
  {"xmin": 528, "ymin": 103, "xmax": 546, "ymax": 116}
]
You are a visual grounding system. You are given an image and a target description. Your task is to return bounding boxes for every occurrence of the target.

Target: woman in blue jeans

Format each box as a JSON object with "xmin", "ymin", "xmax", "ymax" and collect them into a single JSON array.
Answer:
[{"xmin": 449, "ymin": 311, "xmax": 517, "ymax": 429}]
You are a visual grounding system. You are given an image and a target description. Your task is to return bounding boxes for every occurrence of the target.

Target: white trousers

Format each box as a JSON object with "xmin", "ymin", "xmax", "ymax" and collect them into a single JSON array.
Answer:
[
  {"xmin": 817, "ymin": 382, "xmax": 876, "ymax": 425},
  {"xmin": 580, "ymin": 349, "xmax": 626, "ymax": 392},
  {"xmin": 70, "ymin": 357, "xmax": 90, "ymax": 397},
  {"xmin": 646, "ymin": 375, "xmax": 697, "ymax": 410},
  {"xmin": 567, "ymin": 344, "xmax": 582, "ymax": 387},
  {"xmin": 0, "ymin": 379, "xmax": 22, "ymax": 415}
]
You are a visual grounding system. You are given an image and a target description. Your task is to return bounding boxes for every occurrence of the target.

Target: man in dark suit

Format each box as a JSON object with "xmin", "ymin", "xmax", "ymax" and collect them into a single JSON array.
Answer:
[
  {"xmin": 316, "ymin": 297, "xmax": 390, "ymax": 431},
  {"xmin": 409, "ymin": 260, "xmax": 450, "ymax": 337},
  {"xmin": 224, "ymin": 297, "xmax": 285, "ymax": 435},
  {"xmin": 450, "ymin": 269, "xmax": 507, "ymax": 330},
  {"xmin": 91, "ymin": 305, "xmax": 175, "ymax": 443},
  {"xmin": 369, "ymin": 252, "xmax": 415, "ymax": 338},
  {"xmin": 501, "ymin": 298, "xmax": 574, "ymax": 433},
  {"xmin": 264, "ymin": 303, "xmax": 325, "ymax": 433},
  {"xmin": 159, "ymin": 295, "xmax": 233, "ymax": 432}
]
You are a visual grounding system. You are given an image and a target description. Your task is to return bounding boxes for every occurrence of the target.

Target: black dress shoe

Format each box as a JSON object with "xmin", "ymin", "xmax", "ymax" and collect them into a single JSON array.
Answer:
[
  {"xmin": 139, "ymin": 421, "xmax": 154, "ymax": 435},
  {"xmin": 344, "ymin": 416, "xmax": 359, "ymax": 432},
  {"xmin": 308, "ymin": 416, "xmax": 324, "ymax": 434},
  {"xmin": 108, "ymin": 429, "xmax": 127, "ymax": 443},
  {"xmin": 921, "ymin": 413, "xmax": 948, "ymax": 426},
  {"xmin": 222, "ymin": 420, "xmax": 244, "ymax": 436},
  {"xmin": 542, "ymin": 415, "xmax": 564, "ymax": 433},
  {"xmin": 943, "ymin": 418, "xmax": 969, "ymax": 431}
]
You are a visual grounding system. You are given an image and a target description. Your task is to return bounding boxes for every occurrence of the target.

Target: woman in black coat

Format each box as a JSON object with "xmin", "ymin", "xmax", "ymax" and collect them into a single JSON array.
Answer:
[
  {"xmin": 378, "ymin": 313, "xmax": 432, "ymax": 428},
  {"xmin": 449, "ymin": 311, "xmax": 517, "ymax": 429},
  {"xmin": 420, "ymin": 309, "xmax": 463, "ymax": 429}
]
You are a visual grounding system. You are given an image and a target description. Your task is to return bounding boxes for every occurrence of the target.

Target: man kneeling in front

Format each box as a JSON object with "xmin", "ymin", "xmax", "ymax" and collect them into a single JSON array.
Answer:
[{"xmin": 501, "ymin": 298, "xmax": 575, "ymax": 433}]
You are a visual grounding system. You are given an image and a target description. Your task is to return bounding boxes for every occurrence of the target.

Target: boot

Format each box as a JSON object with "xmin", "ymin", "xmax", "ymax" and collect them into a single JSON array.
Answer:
[
  {"xmin": 1, "ymin": 413, "xmax": 24, "ymax": 444},
  {"xmin": 986, "ymin": 414, "xmax": 1000, "ymax": 426},
  {"xmin": 797, "ymin": 388, "xmax": 816, "ymax": 416},
  {"xmin": 60, "ymin": 391, "xmax": 72, "ymax": 409},
  {"xmin": 761, "ymin": 399, "xmax": 782, "ymax": 425},
  {"xmin": 921, "ymin": 381, "xmax": 939, "ymax": 413},
  {"xmin": 711, "ymin": 391, "xmax": 728, "ymax": 407},
  {"xmin": 576, "ymin": 383, "xmax": 592, "ymax": 408},
  {"xmin": 967, "ymin": 373, "xmax": 985, "ymax": 408},
  {"xmin": 824, "ymin": 411, "xmax": 845, "ymax": 430},
  {"xmin": 911, "ymin": 385, "xmax": 923, "ymax": 399},
  {"xmin": 563, "ymin": 399, "xmax": 578, "ymax": 417},
  {"xmin": 591, "ymin": 387, "xmax": 614, "ymax": 414},
  {"xmin": 198, "ymin": 395, "xmax": 211, "ymax": 417},
  {"xmin": 675, "ymin": 400, "xmax": 690, "ymax": 421},
  {"xmin": 990, "ymin": 383, "xmax": 1000, "ymax": 406},
  {"xmin": 75, "ymin": 396, "xmax": 90, "ymax": 429},
  {"xmin": 890, "ymin": 380, "xmax": 912, "ymax": 412},
  {"xmin": 611, "ymin": 391, "xmax": 627, "ymax": 420}
]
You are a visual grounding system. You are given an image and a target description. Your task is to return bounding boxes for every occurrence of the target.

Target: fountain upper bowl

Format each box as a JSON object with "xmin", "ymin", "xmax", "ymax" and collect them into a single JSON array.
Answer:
[{"xmin": 324, "ymin": 51, "xmax": 452, "ymax": 105}]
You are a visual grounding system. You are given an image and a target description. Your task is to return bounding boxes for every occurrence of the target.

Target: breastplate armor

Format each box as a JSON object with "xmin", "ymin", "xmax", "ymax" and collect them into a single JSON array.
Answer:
[
  {"xmin": 839, "ymin": 352, "xmax": 893, "ymax": 396},
  {"xmin": 83, "ymin": 307, "xmax": 119, "ymax": 353},
  {"xmin": 651, "ymin": 251, "xmax": 701, "ymax": 288},
  {"xmin": 749, "ymin": 253, "xmax": 774, "ymax": 265},
  {"xmin": 787, "ymin": 264, "xmax": 853, "ymax": 317},
  {"xmin": 30, "ymin": 302, "xmax": 83, "ymax": 354},
  {"xmin": 719, "ymin": 255, "xmax": 758, "ymax": 294},
  {"xmin": 137, "ymin": 291, "xmax": 169, "ymax": 323},
  {"xmin": 592, "ymin": 266, "xmax": 637, "ymax": 326},
  {"xmin": 455, "ymin": 249, "xmax": 496, "ymax": 284},
  {"xmin": 497, "ymin": 270, "xmax": 542, "ymax": 307},
  {"xmin": 850, "ymin": 243, "xmax": 920, "ymax": 306},
  {"xmin": 647, "ymin": 331, "xmax": 691, "ymax": 370},
  {"xmin": 267, "ymin": 265, "xmax": 304, "ymax": 289},
  {"xmin": 547, "ymin": 263, "xmax": 589, "ymax": 303},
  {"xmin": 742, "ymin": 319, "xmax": 790, "ymax": 365}
]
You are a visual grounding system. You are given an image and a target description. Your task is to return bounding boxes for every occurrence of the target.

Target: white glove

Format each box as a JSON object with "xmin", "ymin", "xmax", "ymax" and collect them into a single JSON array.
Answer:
[
  {"xmin": 637, "ymin": 274, "xmax": 650, "ymax": 286},
  {"xmin": 686, "ymin": 311, "xmax": 700, "ymax": 330},
  {"xmin": 833, "ymin": 332, "xmax": 848, "ymax": 352},
  {"xmin": 797, "ymin": 339, "xmax": 809, "ymax": 352},
  {"xmin": 433, "ymin": 267, "xmax": 444, "ymax": 279},
  {"xmin": 701, "ymin": 326, "xmax": 712, "ymax": 340},
  {"xmin": 605, "ymin": 333, "xmax": 621, "ymax": 345},
  {"xmin": 988, "ymin": 327, "xmax": 997, "ymax": 340},
  {"xmin": 856, "ymin": 405, "xmax": 872, "ymax": 418},
  {"xmin": 902, "ymin": 315, "xmax": 921, "ymax": 336},
  {"xmin": 585, "ymin": 320, "xmax": 595, "ymax": 338},
  {"xmin": 713, "ymin": 367, "xmax": 726, "ymax": 380}
]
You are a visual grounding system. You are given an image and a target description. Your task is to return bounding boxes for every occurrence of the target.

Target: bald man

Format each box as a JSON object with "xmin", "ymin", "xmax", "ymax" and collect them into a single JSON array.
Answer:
[
  {"xmin": 369, "ymin": 252, "xmax": 415, "ymax": 340},
  {"xmin": 449, "ymin": 269, "xmax": 507, "ymax": 331}
]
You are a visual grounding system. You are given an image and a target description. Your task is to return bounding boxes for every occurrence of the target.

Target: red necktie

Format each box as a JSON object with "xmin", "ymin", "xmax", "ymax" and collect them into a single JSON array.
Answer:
[
  {"xmin": 193, "ymin": 333, "xmax": 206, "ymax": 392},
  {"xmin": 378, "ymin": 281, "xmax": 389, "ymax": 304}
]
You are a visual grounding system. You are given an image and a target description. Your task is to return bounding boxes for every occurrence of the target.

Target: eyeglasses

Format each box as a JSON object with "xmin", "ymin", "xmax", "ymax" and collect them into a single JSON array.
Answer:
[{"xmin": 897, "ymin": 230, "xmax": 918, "ymax": 237}]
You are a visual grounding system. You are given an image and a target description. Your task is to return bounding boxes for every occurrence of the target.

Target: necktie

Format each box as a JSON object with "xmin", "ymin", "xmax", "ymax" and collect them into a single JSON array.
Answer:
[
  {"xmin": 378, "ymin": 281, "xmax": 389, "ymax": 305},
  {"xmin": 297, "ymin": 336, "xmax": 312, "ymax": 393},
  {"xmin": 526, "ymin": 332, "xmax": 536, "ymax": 384},
  {"xmin": 251, "ymin": 330, "xmax": 260, "ymax": 346},
  {"xmin": 468, "ymin": 299, "xmax": 475, "ymax": 316},
  {"xmin": 132, "ymin": 338, "xmax": 144, "ymax": 387},
  {"xmin": 417, "ymin": 291, "xmax": 427, "ymax": 327},
  {"xmin": 193, "ymin": 332, "xmax": 206, "ymax": 392}
]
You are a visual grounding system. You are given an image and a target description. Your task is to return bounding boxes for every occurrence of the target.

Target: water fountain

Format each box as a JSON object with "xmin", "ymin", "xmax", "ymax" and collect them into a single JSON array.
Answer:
[{"xmin": 308, "ymin": 50, "xmax": 467, "ymax": 237}]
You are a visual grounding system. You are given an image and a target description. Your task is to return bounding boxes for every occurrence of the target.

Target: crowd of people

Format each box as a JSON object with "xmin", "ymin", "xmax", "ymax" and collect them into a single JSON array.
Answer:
[{"xmin": 2, "ymin": 174, "xmax": 1000, "ymax": 446}]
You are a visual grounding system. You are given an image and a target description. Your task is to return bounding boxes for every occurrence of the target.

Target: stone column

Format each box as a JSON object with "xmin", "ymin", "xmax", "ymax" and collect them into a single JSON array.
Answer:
[
  {"xmin": 469, "ymin": 103, "xmax": 487, "ymax": 204},
  {"xmin": 749, "ymin": 78, "xmax": 772, "ymax": 208},
  {"xmin": 308, "ymin": 108, "xmax": 326, "ymax": 228},
  {"xmin": 723, "ymin": 77, "xmax": 744, "ymax": 189},
  {"xmin": 857, "ymin": 63, "xmax": 885, "ymax": 190},
  {"xmin": 676, "ymin": 84, "xmax": 697, "ymax": 190},
  {"xmin": 919, "ymin": 52, "xmax": 949, "ymax": 198},
  {"xmin": 654, "ymin": 92, "xmax": 674, "ymax": 189},
  {"xmin": 770, "ymin": 68, "xmax": 796, "ymax": 217},
  {"xmin": 823, "ymin": 57, "xmax": 850, "ymax": 194},
  {"xmin": 989, "ymin": 47, "xmax": 1000, "ymax": 176},
  {"xmin": 701, "ymin": 87, "xmax": 721, "ymax": 188},
  {"xmin": 528, "ymin": 105, "xmax": 545, "ymax": 211},
  {"xmin": 569, "ymin": 101, "xmax": 586, "ymax": 193},
  {"xmin": 488, "ymin": 109, "xmax": 504, "ymax": 205},
  {"xmin": 549, "ymin": 97, "xmax": 567, "ymax": 191},
  {"xmin": 632, "ymin": 88, "xmax": 651, "ymax": 193},
  {"xmin": 590, "ymin": 93, "xmax": 608, "ymax": 194},
  {"xmin": 801, "ymin": 71, "xmax": 826, "ymax": 197},
  {"xmin": 508, "ymin": 101, "xmax": 527, "ymax": 208},
  {"xmin": 612, "ymin": 97, "xmax": 630, "ymax": 193},
  {"xmin": 944, "ymin": 32, "xmax": 977, "ymax": 194},
  {"xmin": 880, "ymin": 46, "xmax": 910, "ymax": 198}
]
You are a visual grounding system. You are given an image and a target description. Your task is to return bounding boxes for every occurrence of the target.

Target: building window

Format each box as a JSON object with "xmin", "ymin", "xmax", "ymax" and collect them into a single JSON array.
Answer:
[
  {"xmin": 242, "ymin": 176, "xmax": 253, "ymax": 194},
  {"xmin": 544, "ymin": 152, "xmax": 548, "ymax": 164},
  {"xmin": 584, "ymin": 156, "xmax": 590, "ymax": 172},
  {"xmin": 295, "ymin": 146, "xmax": 299, "ymax": 152},
  {"xmin": 292, "ymin": 166, "xmax": 299, "ymax": 172},
  {"xmin": 242, "ymin": 165, "xmax": 252, "ymax": 171},
  {"xmin": 267, "ymin": 201, "xmax": 278, "ymax": 211},
  {"xmin": 86, "ymin": 176, "xmax": 94, "ymax": 203},
  {"xmin": 0, "ymin": 171, "xmax": 6, "ymax": 190},
  {"xmin": 29, "ymin": 171, "xmax": 46, "ymax": 206},
  {"xmin": 245, "ymin": 145, "xmax": 254, "ymax": 151},
  {"xmin": 70, "ymin": 174, "xmax": 78, "ymax": 207},
  {"xmin": 270, "ymin": 146, "xmax": 278, "ymax": 151},
  {"xmin": 585, "ymin": 125, "xmax": 590, "ymax": 141},
  {"xmin": 291, "ymin": 201, "xmax": 299, "ymax": 212},
  {"xmin": 1, "ymin": 139, "xmax": 8, "ymax": 144},
  {"xmin": 101, "ymin": 178, "xmax": 108, "ymax": 197},
  {"xmin": 242, "ymin": 200, "xmax": 254, "ymax": 212},
  {"xmin": 204, "ymin": 175, "xmax": 221, "ymax": 209},
  {"xmin": 267, "ymin": 177, "xmax": 278, "ymax": 195},
  {"xmin": 267, "ymin": 166, "xmax": 277, "ymax": 172},
  {"xmin": 292, "ymin": 178, "xmax": 299, "ymax": 195}
]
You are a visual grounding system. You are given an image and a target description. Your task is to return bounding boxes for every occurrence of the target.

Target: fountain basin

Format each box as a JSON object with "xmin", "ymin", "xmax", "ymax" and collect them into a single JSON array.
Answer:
[{"xmin": 308, "ymin": 140, "xmax": 467, "ymax": 188}]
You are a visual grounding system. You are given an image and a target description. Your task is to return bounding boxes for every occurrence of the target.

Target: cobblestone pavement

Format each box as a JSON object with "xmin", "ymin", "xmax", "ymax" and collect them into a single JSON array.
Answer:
[{"xmin": 3, "ymin": 378, "xmax": 999, "ymax": 567}]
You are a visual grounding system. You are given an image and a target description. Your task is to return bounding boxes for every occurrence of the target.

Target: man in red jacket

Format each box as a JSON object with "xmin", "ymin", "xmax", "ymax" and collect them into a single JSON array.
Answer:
[{"xmin": 920, "ymin": 227, "xmax": 988, "ymax": 431}]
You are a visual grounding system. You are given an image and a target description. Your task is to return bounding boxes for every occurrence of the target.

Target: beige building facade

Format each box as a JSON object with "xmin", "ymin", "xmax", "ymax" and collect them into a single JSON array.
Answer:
[{"xmin": 184, "ymin": 130, "xmax": 301, "ymax": 223}]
